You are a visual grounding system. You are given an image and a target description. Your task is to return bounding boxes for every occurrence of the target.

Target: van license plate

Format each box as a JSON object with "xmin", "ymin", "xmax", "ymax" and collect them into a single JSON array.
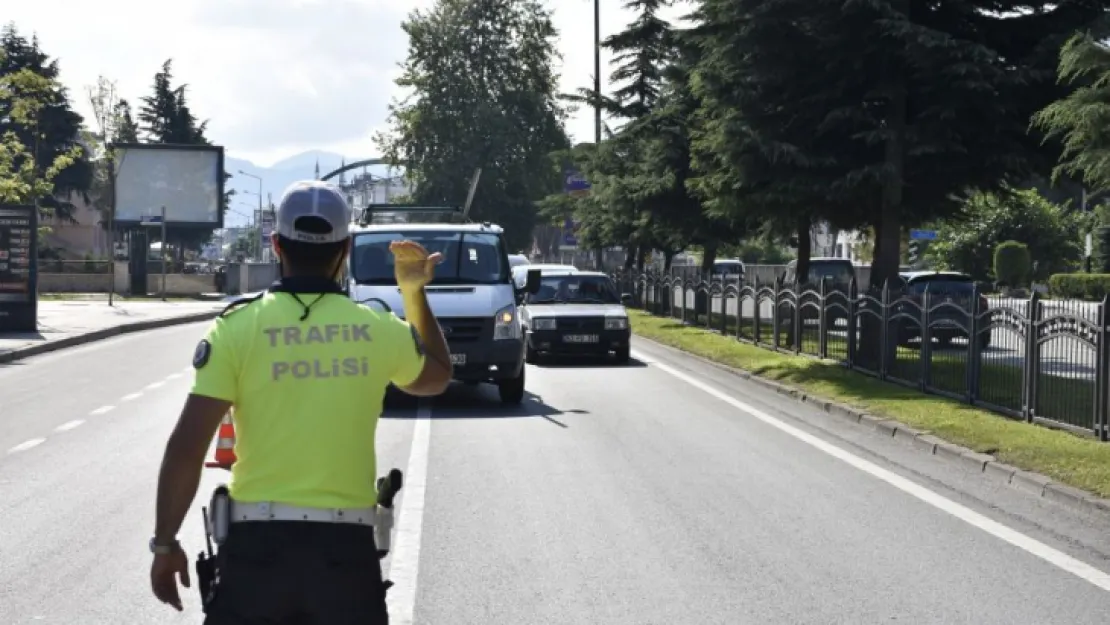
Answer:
[
  {"xmin": 564, "ymin": 334, "xmax": 599, "ymax": 343},
  {"xmin": 450, "ymin": 353, "xmax": 466, "ymax": 365}
]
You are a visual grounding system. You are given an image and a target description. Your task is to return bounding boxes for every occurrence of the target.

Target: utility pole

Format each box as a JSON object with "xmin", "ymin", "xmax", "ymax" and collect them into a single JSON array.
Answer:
[
  {"xmin": 593, "ymin": 0, "xmax": 604, "ymax": 269},
  {"xmin": 594, "ymin": 0, "xmax": 601, "ymax": 144}
]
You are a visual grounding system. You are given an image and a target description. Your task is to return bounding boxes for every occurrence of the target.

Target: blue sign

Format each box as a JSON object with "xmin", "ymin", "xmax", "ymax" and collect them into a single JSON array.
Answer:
[
  {"xmin": 909, "ymin": 229, "xmax": 937, "ymax": 240},
  {"xmin": 563, "ymin": 167, "xmax": 591, "ymax": 196},
  {"xmin": 140, "ymin": 215, "xmax": 163, "ymax": 225}
]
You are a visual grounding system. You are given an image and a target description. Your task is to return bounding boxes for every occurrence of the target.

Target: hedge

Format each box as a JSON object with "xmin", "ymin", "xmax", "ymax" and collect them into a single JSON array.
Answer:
[{"xmin": 1048, "ymin": 273, "xmax": 1110, "ymax": 301}]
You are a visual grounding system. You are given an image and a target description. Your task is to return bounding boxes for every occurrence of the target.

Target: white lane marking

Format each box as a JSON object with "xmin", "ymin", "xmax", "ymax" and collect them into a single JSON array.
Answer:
[
  {"xmin": 89, "ymin": 405, "xmax": 114, "ymax": 416},
  {"xmin": 121, "ymin": 392, "xmax": 142, "ymax": 402},
  {"xmin": 54, "ymin": 419, "xmax": 85, "ymax": 432},
  {"xmin": 145, "ymin": 380, "xmax": 165, "ymax": 390},
  {"xmin": 165, "ymin": 373, "xmax": 183, "ymax": 381},
  {"xmin": 183, "ymin": 366, "xmax": 192, "ymax": 373},
  {"xmin": 632, "ymin": 350, "xmax": 1110, "ymax": 593},
  {"xmin": 386, "ymin": 400, "xmax": 433, "ymax": 624},
  {"xmin": 8, "ymin": 438, "xmax": 45, "ymax": 453}
]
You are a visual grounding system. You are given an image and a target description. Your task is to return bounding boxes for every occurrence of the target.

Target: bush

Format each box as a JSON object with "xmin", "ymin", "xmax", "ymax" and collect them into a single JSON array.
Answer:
[
  {"xmin": 1095, "ymin": 226, "xmax": 1110, "ymax": 273},
  {"xmin": 1048, "ymin": 274, "xmax": 1110, "ymax": 300},
  {"xmin": 926, "ymin": 187, "xmax": 1082, "ymax": 281},
  {"xmin": 993, "ymin": 240, "xmax": 1031, "ymax": 287}
]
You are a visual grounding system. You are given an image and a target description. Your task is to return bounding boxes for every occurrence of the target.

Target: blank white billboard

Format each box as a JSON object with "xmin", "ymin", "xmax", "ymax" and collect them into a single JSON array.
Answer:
[{"xmin": 115, "ymin": 146, "xmax": 223, "ymax": 224}]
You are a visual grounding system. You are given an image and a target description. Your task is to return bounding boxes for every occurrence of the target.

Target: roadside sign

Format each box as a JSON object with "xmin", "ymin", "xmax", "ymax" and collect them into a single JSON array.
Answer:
[
  {"xmin": 909, "ymin": 229, "xmax": 937, "ymax": 240},
  {"xmin": 140, "ymin": 215, "xmax": 163, "ymax": 226},
  {"xmin": 0, "ymin": 204, "xmax": 38, "ymax": 331},
  {"xmin": 563, "ymin": 167, "xmax": 591, "ymax": 198}
]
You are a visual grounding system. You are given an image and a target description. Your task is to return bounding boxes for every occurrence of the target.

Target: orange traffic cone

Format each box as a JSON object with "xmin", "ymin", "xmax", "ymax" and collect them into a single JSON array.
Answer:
[{"xmin": 205, "ymin": 413, "xmax": 237, "ymax": 469}]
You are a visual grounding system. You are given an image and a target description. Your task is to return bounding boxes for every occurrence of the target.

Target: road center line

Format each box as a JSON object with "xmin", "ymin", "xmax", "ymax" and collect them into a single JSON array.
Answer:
[
  {"xmin": 632, "ymin": 349, "xmax": 1110, "ymax": 593},
  {"xmin": 89, "ymin": 405, "xmax": 114, "ymax": 416},
  {"xmin": 386, "ymin": 399, "xmax": 433, "ymax": 624},
  {"xmin": 54, "ymin": 419, "xmax": 84, "ymax": 432},
  {"xmin": 165, "ymin": 373, "xmax": 183, "ymax": 381},
  {"xmin": 8, "ymin": 438, "xmax": 45, "ymax": 454},
  {"xmin": 145, "ymin": 381, "xmax": 165, "ymax": 390},
  {"xmin": 121, "ymin": 392, "xmax": 142, "ymax": 402}
]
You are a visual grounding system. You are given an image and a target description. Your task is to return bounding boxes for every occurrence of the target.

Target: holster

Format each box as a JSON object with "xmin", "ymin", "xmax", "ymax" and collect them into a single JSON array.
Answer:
[{"xmin": 197, "ymin": 484, "xmax": 231, "ymax": 612}]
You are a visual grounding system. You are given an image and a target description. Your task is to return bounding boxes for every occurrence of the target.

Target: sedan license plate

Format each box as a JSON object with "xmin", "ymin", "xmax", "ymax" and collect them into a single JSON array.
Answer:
[
  {"xmin": 564, "ymin": 334, "xmax": 599, "ymax": 344},
  {"xmin": 450, "ymin": 353, "xmax": 466, "ymax": 365}
]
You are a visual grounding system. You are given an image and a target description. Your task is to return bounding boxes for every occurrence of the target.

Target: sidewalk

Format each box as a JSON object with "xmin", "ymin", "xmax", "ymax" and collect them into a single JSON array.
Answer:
[{"xmin": 0, "ymin": 299, "xmax": 225, "ymax": 363}]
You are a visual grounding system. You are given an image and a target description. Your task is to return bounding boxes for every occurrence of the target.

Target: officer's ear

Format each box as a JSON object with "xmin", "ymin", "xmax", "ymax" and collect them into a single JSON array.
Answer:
[{"xmin": 271, "ymin": 232, "xmax": 283, "ymax": 257}]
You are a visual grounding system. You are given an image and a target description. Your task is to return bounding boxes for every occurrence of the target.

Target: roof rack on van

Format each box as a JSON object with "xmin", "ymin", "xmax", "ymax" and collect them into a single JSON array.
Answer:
[
  {"xmin": 355, "ymin": 168, "xmax": 483, "ymax": 227},
  {"xmin": 358, "ymin": 204, "xmax": 468, "ymax": 226}
]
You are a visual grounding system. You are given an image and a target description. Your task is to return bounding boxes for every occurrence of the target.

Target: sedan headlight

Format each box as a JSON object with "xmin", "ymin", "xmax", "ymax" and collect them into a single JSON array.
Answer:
[
  {"xmin": 531, "ymin": 318, "xmax": 557, "ymax": 331},
  {"xmin": 605, "ymin": 316, "xmax": 629, "ymax": 330},
  {"xmin": 493, "ymin": 304, "xmax": 521, "ymax": 340}
]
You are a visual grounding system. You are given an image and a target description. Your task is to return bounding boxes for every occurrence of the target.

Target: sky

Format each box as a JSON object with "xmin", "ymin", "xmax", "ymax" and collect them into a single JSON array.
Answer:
[{"xmin": 7, "ymin": 0, "xmax": 692, "ymax": 167}]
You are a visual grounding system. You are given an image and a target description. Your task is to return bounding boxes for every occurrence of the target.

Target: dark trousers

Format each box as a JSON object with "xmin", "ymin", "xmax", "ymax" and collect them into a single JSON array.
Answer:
[{"xmin": 203, "ymin": 521, "xmax": 389, "ymax": 624}]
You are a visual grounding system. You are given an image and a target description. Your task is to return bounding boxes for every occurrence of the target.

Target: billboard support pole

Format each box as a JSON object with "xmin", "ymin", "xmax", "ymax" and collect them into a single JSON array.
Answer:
[
  {"xmin": 108, "ymin": 154, "xmax": 116, "ymax": 306},
  {"xmin": 161, "ymin": 206, "xmax": 167, "ymax": 302}
]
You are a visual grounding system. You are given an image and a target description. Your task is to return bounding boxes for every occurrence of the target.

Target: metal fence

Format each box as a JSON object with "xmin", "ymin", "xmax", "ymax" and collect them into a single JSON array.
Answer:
[{"xmin": 613, "ymin": 271, "xmax": 1109, "ymax": 441}]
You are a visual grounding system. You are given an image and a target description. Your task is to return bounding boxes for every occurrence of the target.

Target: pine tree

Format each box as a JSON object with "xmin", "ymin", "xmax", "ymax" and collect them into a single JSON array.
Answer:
[
  {"xmin": 1032, "ymin": 32, "xmax": 1110, "ymax": 193},
  {"xmin": 597, "ymin": 0, "xmax": 674, "ymax": 122},
  {"xmin": 114, "ymin": 99, "xmax": 139, "ymax": 143}
]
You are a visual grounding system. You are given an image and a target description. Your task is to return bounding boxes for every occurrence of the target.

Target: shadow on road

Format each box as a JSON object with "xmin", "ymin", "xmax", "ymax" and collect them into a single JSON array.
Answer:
[
  {"xmin": 383, "ymin": 382, "xmax": 585, "ymax": 428},
  {"xmin": 533, "ymin": 355, "xmax": 647, "ymax": 369}
]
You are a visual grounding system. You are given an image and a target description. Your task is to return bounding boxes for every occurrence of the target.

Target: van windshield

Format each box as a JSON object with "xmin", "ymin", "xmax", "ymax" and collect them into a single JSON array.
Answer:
[{"xmin": 351, "ymin": 231, "xmax": 509, "ymax": 285}]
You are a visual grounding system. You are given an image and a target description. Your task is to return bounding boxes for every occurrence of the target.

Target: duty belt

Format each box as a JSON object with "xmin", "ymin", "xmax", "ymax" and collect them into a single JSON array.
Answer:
[{"xmin": 229, "ymin": 500, "xmax": 377, "ymax": 526}]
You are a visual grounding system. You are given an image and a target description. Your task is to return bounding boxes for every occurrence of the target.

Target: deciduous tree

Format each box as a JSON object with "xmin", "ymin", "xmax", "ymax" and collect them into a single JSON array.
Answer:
[{"xmin": 378, "ymin": 0, "xmax": 568, "ymax": 251}]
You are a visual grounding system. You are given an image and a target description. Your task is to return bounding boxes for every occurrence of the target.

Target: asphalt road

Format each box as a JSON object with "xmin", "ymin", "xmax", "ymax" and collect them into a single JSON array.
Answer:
[{"xmin": 3, "ymin": 323, "xmax": 1110, "ymax": 623}]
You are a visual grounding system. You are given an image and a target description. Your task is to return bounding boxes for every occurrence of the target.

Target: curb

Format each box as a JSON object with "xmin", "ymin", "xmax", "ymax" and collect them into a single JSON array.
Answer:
[
  {"xmin": 0, "ymin": 310, "xmax": 221, "ymax": 364},
  {"xmin": 632, "ymin": 330, "xmax": 1110, "ymax": 519}
]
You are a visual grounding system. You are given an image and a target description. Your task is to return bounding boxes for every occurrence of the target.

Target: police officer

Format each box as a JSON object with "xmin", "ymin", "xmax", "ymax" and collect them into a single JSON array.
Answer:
[{"xmin": 148, "ymin": 180, "xmax": 452, "ymax": 623}]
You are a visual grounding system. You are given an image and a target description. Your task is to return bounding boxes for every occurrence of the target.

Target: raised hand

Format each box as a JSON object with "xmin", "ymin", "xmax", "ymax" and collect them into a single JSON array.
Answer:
[{"xmin": 390, "ymin": 240, "xmax": 443, "ymax": 290}]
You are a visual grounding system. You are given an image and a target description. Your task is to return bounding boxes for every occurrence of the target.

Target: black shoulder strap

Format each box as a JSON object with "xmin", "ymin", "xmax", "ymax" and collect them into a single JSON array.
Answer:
[{"xmin": 218, "ymin": 292, "xmax": 265, "ymax": 318}]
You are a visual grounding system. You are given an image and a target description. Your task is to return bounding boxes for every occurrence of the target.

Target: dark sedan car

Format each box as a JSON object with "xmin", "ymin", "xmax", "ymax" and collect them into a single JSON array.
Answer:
[
  {"xmin": 892, "ymin": 271, "xmax": 990, "ymax": 350},
  {"xmin": 521, "ymin": 271, "xmax": 633, "ymax": 364}
]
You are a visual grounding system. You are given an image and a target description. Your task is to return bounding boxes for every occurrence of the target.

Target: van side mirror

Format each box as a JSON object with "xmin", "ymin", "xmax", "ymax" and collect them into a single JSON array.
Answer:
[
  {"xmin": 621, "ymin": 293, "xmax": 633, "ymax": 305},
  {"xmin": 525, "ymin": 269, "xmax": 542, "ymax": 294}
]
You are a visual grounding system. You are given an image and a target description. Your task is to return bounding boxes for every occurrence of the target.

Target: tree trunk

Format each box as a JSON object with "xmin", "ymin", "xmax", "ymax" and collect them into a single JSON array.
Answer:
[
  {"xmin": 787, "ymin": 215, "xmax": 812, "ymax": 346},
  {"xmin": 695, "ymin": 241, "xmax": 719, "ymax": 316},
  {"xmin": 795, "ymin": 216, "xmax": 812, "ymax": 285},
  {"xmin": 624, "ymin": 243, "xmax": 637, "ymax": 270},
  {"xmin": 860, "ymin": 79, "xmax": 907, "ymax": 369}
]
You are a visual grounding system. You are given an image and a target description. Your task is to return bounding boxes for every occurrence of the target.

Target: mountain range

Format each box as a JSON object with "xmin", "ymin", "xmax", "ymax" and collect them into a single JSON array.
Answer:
[{"xmin": 223, "ymin": 150, "xmax": 400, "ymax": 227}]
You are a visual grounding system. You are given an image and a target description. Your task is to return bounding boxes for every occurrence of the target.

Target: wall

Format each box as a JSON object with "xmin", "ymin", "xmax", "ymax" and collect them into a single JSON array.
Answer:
[{"xmin": 38, "ymin": 262, "xmax": 220, "ymax": 295}]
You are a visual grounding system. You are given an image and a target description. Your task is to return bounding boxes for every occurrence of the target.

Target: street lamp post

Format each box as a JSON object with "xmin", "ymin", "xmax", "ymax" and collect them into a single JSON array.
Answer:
[{"xmin": 237, "ymin": 170, "xmax": 264, "ymax": 261}]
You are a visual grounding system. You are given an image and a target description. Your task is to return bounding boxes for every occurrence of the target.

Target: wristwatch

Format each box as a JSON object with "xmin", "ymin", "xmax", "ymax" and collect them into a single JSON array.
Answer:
[{"xmin": 149, "ymin": 537, "xmax": 180, "ymax": 555}]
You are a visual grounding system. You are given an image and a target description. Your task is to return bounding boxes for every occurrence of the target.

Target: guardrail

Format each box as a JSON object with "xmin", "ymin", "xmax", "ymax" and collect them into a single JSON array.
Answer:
[{"xmin": 613, "ymin": 271, "xmax": 1109, "ymax": 441}]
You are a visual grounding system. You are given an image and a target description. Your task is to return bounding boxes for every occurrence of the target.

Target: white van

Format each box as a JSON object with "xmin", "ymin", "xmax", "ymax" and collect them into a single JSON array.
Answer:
[{"xmin": 347, "ymin": 208, "xmax": 541, "ymax": 404}]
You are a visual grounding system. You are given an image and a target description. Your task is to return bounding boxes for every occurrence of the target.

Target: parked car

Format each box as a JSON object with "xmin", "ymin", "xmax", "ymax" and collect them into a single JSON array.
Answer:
[
  {"xmin": 892, "ymin": 271, "xmax": 991, "ymax": 350},
  {"xmin": 779, "ymin": 257, "xmax": 857, "ymax": 325},
  {"xmin": 520, "ymin": 271, "xmax": 633, "ymax": 364},
  {"xmin": 711, "ymin": 259, "xmax": 745, "ymax": 281}
]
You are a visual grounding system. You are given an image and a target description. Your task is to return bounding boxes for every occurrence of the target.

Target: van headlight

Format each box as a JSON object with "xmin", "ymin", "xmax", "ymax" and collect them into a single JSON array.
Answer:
[
  {"xmin": 493, "ymin": 304, "xmax": 521, "ymax": 340},
  {"xmin": 605, "ymin": 316, "xmax": 629, "ymax": 330},
  {"xmin": 532, "ymin": 318, "xmax": 556, "ymax": 331}
]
